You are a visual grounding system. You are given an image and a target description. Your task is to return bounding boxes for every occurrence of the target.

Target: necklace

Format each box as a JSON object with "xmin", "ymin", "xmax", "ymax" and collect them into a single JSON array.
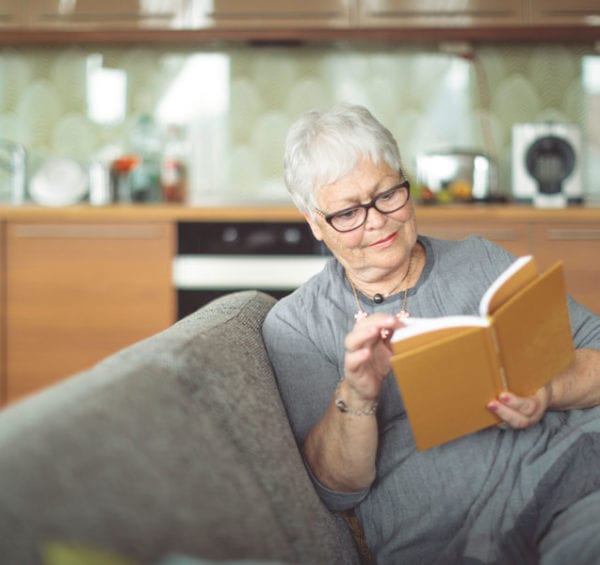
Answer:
[{"xmin": 347, "ymin": 249, "xmax": 414, "ymax": 323}]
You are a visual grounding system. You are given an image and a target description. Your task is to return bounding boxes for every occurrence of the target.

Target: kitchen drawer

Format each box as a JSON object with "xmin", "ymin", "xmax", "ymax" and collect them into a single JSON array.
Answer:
[
  {"xmin": 529, "ymin": 0, "xmax": 600, "ymax": 25},
  {"xmin": 4, "ymin": 222, "xmax": 176, "ymax": 403},
  {"xmin": 532, "ymin": 223, "xmax": 600, "ymax": 314},
  {"xmin": 418, "ymin": 220, "xmax": 531, "ymax": 257},
  {"xmin": 194, "ymin": 0, "xmax": 352, "ymax": 28},
  {"xmin": 358, "ymin": 0, "xmax": 525, "ymax": 27},
  {"xmin": 27, "ymin": 0, "xmax": 192, "ymax": 30}
]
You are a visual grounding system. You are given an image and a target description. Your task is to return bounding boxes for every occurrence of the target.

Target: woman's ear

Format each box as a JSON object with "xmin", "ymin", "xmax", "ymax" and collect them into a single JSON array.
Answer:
[{"xmin": 304, "ymin": 213, "xmax": 324, "ymax": 241}]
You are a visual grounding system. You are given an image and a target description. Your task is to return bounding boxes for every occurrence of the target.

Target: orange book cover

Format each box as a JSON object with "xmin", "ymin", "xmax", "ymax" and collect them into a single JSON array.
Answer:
[{"xmin": 390, "ymin": 257, "xmax": 575, "ymax": 451}]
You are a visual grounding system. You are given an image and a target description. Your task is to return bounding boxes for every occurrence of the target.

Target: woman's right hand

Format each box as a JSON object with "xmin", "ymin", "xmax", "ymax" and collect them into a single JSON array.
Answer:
[{"xmin": 341, "ymin": 313, "xmax": 403, "ymax": 405}]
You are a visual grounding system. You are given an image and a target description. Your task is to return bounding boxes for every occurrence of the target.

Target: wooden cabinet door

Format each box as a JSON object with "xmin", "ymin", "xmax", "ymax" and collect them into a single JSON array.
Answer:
[
  {"xmin": 5, "ymin": 222, "xmax": 176, "ymax": 403},
  {"xmin": 358, "ymin": 0, "xmax": 525, "ymax": 27},
  {"xmin": 532, "ymin": 223, "xmax": 600, "ymax": 315},
  {"xmin": 0, "ymin": 222, "xmax": 5, "ymax": 404},
  {"xmin": 529, "ymin": 0, "xmax": 600, "ymax": 25},
  {"xmin": 0, "ymin": 0, "xmax": 23, "ymax": 28},
  {"xmin": 417, "ymin": 220, "xmax": 531, "ymax": 257},
  {"xmin": 195, "ymin": 0, "xmax": 352, "ymax": 28},
  {"xmin": 27, "ymin": 0, "xmax": 192, "ymax": 29}
]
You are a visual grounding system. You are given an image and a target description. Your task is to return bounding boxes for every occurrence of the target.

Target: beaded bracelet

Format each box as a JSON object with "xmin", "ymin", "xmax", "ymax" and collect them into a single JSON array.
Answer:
[{"xmin": 334, "ymin": 380, "xmax": 378, "ymax": 416}]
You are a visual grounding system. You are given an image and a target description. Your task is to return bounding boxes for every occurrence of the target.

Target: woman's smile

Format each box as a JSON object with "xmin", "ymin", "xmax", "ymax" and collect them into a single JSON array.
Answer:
[{"xmin": 369, "ymin": 231, "xmax": 398, "ymax": 249}]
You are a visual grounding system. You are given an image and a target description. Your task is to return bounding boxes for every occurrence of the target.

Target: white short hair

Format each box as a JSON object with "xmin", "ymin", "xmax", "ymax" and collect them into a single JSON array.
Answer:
[{"xmin": 283, "ymin": 103, "xmax": 403, "ymax": 217}]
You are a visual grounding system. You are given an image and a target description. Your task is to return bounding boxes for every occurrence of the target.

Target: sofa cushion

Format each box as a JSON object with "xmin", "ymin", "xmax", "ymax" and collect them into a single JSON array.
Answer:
[{"xmin": 0, "ymin": 291, "xmax": 358, "ymax": 565}]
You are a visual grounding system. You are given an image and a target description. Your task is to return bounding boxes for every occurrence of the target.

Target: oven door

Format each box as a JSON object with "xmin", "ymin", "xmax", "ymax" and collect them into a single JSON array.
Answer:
[
  {"xmin": 173, "ymin": 221, "xmax": 329, "ymax": 319},
  {"xmin": 173, "ymin": 254, "xmax": 328, "ymax": 318}
]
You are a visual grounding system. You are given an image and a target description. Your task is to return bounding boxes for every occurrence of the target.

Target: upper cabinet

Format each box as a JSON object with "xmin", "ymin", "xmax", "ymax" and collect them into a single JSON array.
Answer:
[
  {"xmin": 3, "ymin": 0, "xmax": 600, "ymax": 39},
  {"xmin": 529, "ymin": 0, "xmax": 600, "ymax": 26},
  {"xmin": 26, "ymin": 0, "xmax": 193, "ymax": 30},
  {"xmin": 193, "ymin": 0, "xmax": 353, "ymax": 29},
  {"xmin": 358, "ymin": 0, "xmax": 525, "ymax": 28},
  {"xmin": 0, "ymin": 0, "xmax": 23, "ymax": 28}
]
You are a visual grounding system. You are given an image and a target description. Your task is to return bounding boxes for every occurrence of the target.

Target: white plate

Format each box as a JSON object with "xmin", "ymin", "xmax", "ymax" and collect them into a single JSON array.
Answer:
[{"xmin": 30, "ymin": 157, "xmax": 88, "ymax": 207}]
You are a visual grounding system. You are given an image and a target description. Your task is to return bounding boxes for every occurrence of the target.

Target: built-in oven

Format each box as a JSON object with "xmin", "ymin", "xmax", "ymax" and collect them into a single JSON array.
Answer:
[{"xmin": 172, "ymin": 221, "xmax": 329, "ymax": 319}]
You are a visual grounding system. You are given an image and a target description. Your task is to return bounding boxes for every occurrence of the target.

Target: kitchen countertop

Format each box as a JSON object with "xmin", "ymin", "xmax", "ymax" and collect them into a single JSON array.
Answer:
[{"xmin": 1, "ymin": 202, "xmax": 600, "ymax": 223}]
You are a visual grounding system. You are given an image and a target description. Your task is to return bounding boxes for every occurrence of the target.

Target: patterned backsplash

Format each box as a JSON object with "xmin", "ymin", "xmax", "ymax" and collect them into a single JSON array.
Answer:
[{"xmin": 0, "ymin": 41, "xmax": 599, "ymax": 203}]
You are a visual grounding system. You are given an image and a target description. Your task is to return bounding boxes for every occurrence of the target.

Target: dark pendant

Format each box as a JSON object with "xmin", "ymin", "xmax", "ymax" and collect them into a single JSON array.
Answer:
[{"xmin": 373, "ymin": 293, "xmax": 384, "ymax": 304}]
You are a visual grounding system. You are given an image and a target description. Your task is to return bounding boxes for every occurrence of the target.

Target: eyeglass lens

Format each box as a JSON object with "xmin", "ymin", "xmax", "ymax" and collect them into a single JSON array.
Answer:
[{"xmin": 328, "ymin": 183, "xmax": 409, "ymax": 232}]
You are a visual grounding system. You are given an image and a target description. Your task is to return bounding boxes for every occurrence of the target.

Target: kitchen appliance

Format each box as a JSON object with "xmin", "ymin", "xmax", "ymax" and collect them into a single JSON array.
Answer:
[
  {"xmin": 173, "ymin": 221, "xmax": 329, "ymax": 319},
  {"xmin": 0, "ymin": 139, "xmax": 27, "ymax": 204},
  {"xmin": 415, "ymin": 149, "xmax": 500, "ymax": 202},
  {"xmin": 512, "ymin": 123, "xmax": 583, "ymax": 207}
]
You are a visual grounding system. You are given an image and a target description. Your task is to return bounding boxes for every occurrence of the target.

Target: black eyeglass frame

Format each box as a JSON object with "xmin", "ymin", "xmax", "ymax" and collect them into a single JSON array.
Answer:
[{"xmin": 314, "ymin": 179, "xmax": 411, "ymax": 233}]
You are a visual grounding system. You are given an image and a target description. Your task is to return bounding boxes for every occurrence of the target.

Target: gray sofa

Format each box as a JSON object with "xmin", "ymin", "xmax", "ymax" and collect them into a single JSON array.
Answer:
[{"xmin": 0, "ymin": 291, "xmax": 362, "ymax": 565}]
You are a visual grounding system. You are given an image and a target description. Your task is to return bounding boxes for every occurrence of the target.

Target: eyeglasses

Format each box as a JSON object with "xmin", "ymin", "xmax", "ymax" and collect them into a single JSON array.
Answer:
[{"xmin": 314, "ymin": 180, "xmax": 411, "ymax": 233}]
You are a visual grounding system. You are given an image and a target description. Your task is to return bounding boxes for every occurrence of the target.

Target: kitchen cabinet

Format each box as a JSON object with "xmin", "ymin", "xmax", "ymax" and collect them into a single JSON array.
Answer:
[
  {"xmin": 193, "ymin": 0, "xmax": 352, "ymax": 28},
  {"xmin": 529, "ymin": 0, "xmax": 600, "ymax": 26},
  {"xmin": 417, "ymin": 219, "xmax": 531, "ymax": 257},
  {"xmin": 27, "ymin": 0, "xmax": 192, "ymax": 30},
  {"xmin": 1, "ymin": 204, "xmax": 599, "ymax": 404},
  {"xmin": 2, "ymin": 0, "xmax": 600, "ymax": 41},
  {"xmin": 4, "ymin": 222, "xmax": 175, "ymax": 404},
  {"xmin": 532, "ymin": 223, "xmax": 600, "ymax": 315},
  {"xmin": 417, "ymin": 213, "xmax": 600, "ymax": 315},
  {"xmin": 358, "ymin": 0, "xmax": 525, "ymax": 28},
  {"xmin": 0, "ymin": 222, "xmax": 5, "ymax": 404},
  {"xmin": 0, "ymin": 0, "xmax": 23, "ymax": 28}
]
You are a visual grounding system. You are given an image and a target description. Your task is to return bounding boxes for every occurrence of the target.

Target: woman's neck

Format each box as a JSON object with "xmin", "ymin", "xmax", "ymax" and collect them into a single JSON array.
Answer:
[{"xmin": 346, "ymin": 242, "xmax": 424, "ymax": 300}]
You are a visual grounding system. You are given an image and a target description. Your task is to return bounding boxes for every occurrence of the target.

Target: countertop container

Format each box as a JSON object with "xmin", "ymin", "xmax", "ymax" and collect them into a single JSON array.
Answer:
[
  {"xmin": 416, "ymin": 149, "xmax": 501, "ymax": 202},
  {"xmin": 0, "ymin": 139, "xmax": 27, "ymax": 204}
]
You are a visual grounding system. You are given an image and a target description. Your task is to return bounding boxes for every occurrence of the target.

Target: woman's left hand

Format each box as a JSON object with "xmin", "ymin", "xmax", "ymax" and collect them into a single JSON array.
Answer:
[{"xmin": 486, "ymin": 384, "xmax": 551, "ymax": 429}]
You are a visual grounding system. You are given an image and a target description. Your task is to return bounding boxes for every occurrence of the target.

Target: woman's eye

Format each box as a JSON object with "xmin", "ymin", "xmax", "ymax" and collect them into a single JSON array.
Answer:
[
  {"xmin": 336, "ymin": 208, "xmax": 359, "ymax": 221},
  {"xmin": 379, "ymin": 188, "xmax": 398, "ymax": 201}
]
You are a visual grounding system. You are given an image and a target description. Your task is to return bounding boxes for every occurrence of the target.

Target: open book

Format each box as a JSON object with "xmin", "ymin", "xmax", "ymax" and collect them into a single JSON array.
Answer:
[{"xmin": 390, "ymin": 255, "xmax": 575, "ymax": 451}]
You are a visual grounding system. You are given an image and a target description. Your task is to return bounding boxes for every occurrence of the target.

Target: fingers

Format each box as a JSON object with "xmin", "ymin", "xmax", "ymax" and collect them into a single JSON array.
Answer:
[
  {"xmin": 345, "ymin": 313, "xmax": 402, "ymax": 353},
  {"xmin": 487, "ymin": 388, "xmax": 549, "ymax": 430},
  {"xmin": 343, "ymin": 314, "xmax": 402, "ymax": 393}
]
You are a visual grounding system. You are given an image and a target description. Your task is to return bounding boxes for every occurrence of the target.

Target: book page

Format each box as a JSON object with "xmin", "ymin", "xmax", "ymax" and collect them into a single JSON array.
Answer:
[
  {"xmin": 392, "ymin": 315, "xmax": 489, "ymax": 342},
  {"xmin": 391, "ymin": 316, "xmax": 489, "ymax": 356},
  {"xmin": 479, "ymin": 255, "xmax": 538, "ymax": 317}
]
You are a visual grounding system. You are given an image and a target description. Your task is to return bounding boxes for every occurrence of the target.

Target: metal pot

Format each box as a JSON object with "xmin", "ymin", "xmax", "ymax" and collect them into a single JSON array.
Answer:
[{"xmin": 415, "ymin": 149, "xmax": 499, "ymax": 202}]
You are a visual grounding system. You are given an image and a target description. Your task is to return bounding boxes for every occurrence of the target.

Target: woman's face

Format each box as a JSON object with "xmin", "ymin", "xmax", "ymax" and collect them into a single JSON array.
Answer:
[{"xmin": 305, "ymin": 157, "xmax": 418, "ymax": 284}]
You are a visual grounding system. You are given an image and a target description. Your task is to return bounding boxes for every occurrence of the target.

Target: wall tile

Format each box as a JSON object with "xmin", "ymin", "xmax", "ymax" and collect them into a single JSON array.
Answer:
[{"xmin": 0, "ymin": 42, "xmax": 597, "ymax": 203}]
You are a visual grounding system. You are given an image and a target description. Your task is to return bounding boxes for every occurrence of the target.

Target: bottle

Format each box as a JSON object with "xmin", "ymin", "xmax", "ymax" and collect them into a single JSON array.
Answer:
[
  {"xmin": 128, "ymin": 114, "xmax": 163, "ymax": 202},
  {"xmin": 111, "ymin": 155, "xmax": 141, "ymax": 203},
  {"xmin": 88, "ymin": 160, "xmax": 111, "ymax": 205},
  {"xmin": 161, "ymin": 124, "xmax": 188, "ymax": 203}
]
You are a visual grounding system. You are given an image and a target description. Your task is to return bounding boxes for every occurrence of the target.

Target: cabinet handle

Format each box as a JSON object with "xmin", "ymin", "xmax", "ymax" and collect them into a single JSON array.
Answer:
[
  {"xmin": 12, "ymin": 224, "xmax": 164, "ymax": 240},
  {"xmin": 545, "ymin": 229, "xmax": 600, "ymax": 241},
  {"xmin": 205, "ymin": 10, "xmax": 342, "ymax": 19}
]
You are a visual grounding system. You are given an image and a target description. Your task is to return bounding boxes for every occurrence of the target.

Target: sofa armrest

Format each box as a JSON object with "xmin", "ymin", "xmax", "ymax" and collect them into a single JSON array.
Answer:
[{"xmin": 0, "ymin": 291, "xmax": 359, "ymax": 565}]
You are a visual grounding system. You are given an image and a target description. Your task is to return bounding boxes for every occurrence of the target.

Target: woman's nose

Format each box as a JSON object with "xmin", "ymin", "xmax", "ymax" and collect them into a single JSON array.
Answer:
[{"xmin": 364, "ymin": 205, "xmax": 387, "ymax": 229}]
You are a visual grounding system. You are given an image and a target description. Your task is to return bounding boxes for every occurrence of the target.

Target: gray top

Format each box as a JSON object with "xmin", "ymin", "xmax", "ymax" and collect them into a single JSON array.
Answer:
[{"xmin": 262, "ymin": 235, "xmax": 600, "ymax": 563}]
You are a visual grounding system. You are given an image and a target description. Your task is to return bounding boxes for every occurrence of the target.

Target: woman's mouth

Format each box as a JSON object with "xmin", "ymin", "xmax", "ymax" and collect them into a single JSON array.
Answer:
[{"xmin": 370, "ymin": 232, "xmax": 397, "ymax": 249}]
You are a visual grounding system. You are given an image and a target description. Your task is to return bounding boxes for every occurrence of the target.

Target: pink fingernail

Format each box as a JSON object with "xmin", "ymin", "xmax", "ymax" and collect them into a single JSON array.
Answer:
[
  {"xmin": 487, "ymin": 401, "xmax": 498, "ymax": 411},
  {"xmin": 500, "ymin": 394, "xmax": 510, "ymax": 403}
]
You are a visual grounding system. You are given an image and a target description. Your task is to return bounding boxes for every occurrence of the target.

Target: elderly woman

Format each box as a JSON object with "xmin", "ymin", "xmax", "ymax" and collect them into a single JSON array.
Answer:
[{"xmin": 262, "ymin": 103, "xmax": 600, "ymax": 563}]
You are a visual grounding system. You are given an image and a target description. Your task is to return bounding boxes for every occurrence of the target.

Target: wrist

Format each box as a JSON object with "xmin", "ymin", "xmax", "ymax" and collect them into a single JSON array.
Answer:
[{"xmin": 334, "ymin": 379, "xmax": 378, "ymax": 416}]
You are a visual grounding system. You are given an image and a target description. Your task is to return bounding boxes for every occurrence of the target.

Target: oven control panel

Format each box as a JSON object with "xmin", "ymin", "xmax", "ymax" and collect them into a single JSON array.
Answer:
[
  {"xmin": 177, "ymin": 221, "xmax": 326, "ymax": 255},
  {"xmin": 173, "ymin": 221, "xmax": 330, "ymax": 318}
]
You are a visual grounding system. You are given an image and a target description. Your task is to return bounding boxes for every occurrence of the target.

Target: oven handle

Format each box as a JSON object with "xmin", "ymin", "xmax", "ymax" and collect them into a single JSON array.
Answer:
[{"xmin": 172, "ymin": 255, "xmax": 329, "ymax": 290}]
